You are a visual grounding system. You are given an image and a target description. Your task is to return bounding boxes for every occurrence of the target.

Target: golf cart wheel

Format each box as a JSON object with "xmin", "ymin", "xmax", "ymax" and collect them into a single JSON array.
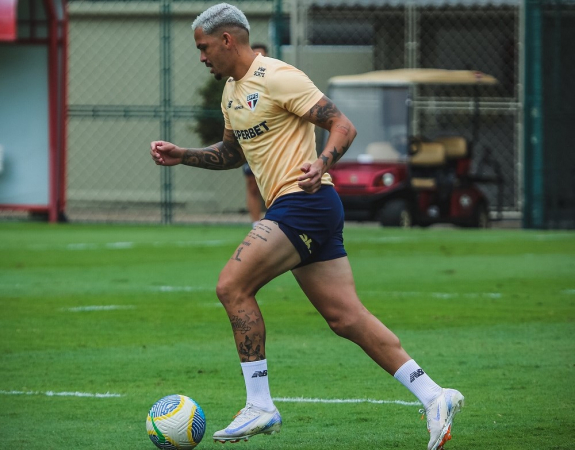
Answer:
[{"xmin": 378, "ymin": 199, "xmax": 413, "ymax": 228}]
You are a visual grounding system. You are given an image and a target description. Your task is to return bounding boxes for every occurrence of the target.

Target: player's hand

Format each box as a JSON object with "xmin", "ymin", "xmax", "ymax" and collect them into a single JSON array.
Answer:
[
  {"xmin": 297, "ymin": 161, "xmax": 323, "ymax": 194},
  {"xmin": 150, "ymin": 141, "xmax": 184, "ymax": 166}
]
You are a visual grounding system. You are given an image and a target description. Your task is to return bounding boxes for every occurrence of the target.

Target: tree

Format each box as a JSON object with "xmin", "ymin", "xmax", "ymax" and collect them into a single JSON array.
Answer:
[{"xmin": 193, "ymin": 77, "xmax": 227, "ymax": 145}]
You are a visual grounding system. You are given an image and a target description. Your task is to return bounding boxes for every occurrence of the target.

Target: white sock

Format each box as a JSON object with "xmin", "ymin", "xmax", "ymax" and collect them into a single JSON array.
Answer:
[
  {"xmin": 394, "ymin": 359, "xmax": 443, "ymax": 409},
  {"xmin": 241, "ymin": 359, "xmax": 275, "ymax": 412}
]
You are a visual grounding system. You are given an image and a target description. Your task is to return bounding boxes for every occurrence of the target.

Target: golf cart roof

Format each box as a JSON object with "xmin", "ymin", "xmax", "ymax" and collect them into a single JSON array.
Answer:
[{"xmin": 329, "ymin": 69, "xmax": 498, "ymax": 86}]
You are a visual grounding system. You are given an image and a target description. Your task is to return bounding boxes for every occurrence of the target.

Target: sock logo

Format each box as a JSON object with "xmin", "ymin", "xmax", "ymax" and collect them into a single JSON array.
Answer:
[
  {"xmin": 409, "ymin": 369, "xmax": 425, "ymax": 383},
  {"xmin": 251, "ymin": 370, "xmax": 268, "ymax": 378}
]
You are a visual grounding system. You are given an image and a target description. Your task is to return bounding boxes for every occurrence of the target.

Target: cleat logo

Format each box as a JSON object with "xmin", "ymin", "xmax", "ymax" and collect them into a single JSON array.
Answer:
[
  {"xmin": 251, "ymin": 370, "xmax": 268, "ymax": 378},
  {"xmin": 409, "ymin": 368, "xmax": 425, "ymax": 383},
  {"xmin": 224, "ymin": 416, "xmax": 260, "ymax": 434}
]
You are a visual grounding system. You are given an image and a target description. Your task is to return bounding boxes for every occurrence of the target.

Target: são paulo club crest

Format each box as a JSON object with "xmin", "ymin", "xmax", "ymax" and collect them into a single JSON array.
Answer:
[{"xmin": 246, "ymin": 92, "xmax": 259, "ymax": 111}]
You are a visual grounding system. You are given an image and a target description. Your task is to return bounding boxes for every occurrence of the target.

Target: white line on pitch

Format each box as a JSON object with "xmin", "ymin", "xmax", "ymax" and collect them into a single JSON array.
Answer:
[
  {"xmin": 0, "ymin": 239, "xmax": 236, "ymax": 251},
  {"xmin": 153, "ymin": 286, "xmax": 213, "ymax": 293},
  {"xmin": 273, "ymin": 397, "xmax": 420, "ymax": 407},
  {"xmin": 65, "ymin": 240, "xmax": 232, "ymax": 251},
  {"xmin": 63, "ymin": 305, "xmax": 135, "ymax": 312},
  {"xmin": 0, "ymin": 390, "xmax": 123, "ymax": 398},
  {"xmin": 360, "ymin": 291, "xmax": 502, "ymax": 299}
]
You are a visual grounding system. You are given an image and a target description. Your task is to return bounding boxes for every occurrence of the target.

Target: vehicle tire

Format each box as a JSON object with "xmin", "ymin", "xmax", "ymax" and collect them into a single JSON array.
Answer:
[{"xmin": 378, "ymin": 199, "xmax": 413, "ymax": 228}]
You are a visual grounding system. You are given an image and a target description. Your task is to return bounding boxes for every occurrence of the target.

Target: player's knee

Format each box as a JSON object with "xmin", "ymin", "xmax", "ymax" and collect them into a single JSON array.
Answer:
[
  {"xmin": 216, "ymin": 277, "xmax": 250, "ymax": 310},
  {"xmin": 326, "ymin": 313, "xmax": 362, "ymax": 340},
  {"xmin": 215, "ymin": 277, "xmax": 236, "ymax": 307},
  {"xmin": 386, "ymin": 333, "xmax": 402, "ymax": 350}
]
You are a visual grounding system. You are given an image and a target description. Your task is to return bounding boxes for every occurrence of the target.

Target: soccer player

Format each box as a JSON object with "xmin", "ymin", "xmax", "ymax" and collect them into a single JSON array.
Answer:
[
  {"xmin": 150, "ymin": 4, "xmax": 464, "ymax": 449},
  {"xmin": 242, "ymin": 43, "xmax": 268, "ymax": 227}
]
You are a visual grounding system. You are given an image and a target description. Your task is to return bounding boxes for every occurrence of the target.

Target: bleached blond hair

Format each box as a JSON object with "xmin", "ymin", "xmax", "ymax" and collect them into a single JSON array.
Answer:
[{"xmin": 192, "ymin": 3, "xmax": 250, "ymax": 34}]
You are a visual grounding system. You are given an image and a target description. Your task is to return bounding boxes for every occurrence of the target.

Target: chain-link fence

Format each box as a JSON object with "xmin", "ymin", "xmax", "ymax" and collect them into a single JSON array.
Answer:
[
  {"xmin": 63, "ymin": 0, "xmax": 522, "ymax": 224},
  {"xmin": 66, "ymin": 0, "xmax": 276, "ymax": 224},
  {"xmin": 290, "ymin": 1, "xmax": 520, "ymax": 217}
]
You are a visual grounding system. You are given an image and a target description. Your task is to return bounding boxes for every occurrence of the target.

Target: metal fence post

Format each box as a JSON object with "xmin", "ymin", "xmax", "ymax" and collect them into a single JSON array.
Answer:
[
  {"xmin": 523, "ymin": 0, "xmax": 544, "ymax": 228},
  {"xmin": 273, "ymin": 0, "xmax": 284, "ymax": 60},
  {"xmin": 160, "ymin": 0, "xmax": 173, "ymax": 225}
]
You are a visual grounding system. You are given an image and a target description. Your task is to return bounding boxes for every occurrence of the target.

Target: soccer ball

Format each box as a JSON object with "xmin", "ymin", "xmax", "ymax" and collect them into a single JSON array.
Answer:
[{"xmin": 146, "ymin": 394, "xmax": 206, "ymax": 449}]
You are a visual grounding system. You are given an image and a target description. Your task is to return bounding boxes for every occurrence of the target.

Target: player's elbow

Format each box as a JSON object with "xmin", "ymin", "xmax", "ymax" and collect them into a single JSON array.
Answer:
[
  {"xmin": 344, "ymin": 116, "xmax": 357, "ymax": 137},
  {"xmin": 334, "ymin": 117, "xmax": 357, "ymax": 144},
  {"xmin": 348, "ymin": 121, "xmax": 357, "ymax": 143}
]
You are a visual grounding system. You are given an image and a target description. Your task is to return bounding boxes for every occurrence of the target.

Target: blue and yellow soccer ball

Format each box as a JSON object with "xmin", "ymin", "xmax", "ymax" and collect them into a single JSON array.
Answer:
[{"xmin": 146, "ymin": 394, "xmax": 206, "ymax": 449}]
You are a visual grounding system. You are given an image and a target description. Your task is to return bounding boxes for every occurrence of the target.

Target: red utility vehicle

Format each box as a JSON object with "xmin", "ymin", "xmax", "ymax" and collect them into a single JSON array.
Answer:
[{"xmin": 327, "ymin": 69, "xmax": 503, "ymax": 227}]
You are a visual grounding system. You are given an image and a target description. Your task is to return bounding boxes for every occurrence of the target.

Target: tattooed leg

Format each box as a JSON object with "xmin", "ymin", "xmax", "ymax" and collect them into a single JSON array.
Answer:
[
  {"xmin": 229, "ymin": 309, "xmax": 266, "ymax": 362},
  {"xmin": 215, "ymin": 220, "xmax": 301, "ymax": 363}
]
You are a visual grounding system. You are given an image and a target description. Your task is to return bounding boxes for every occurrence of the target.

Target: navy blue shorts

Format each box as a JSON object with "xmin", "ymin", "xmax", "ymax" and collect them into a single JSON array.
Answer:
[{"xmin": 264, "ymin": 185, "xmax": 347, "ymax": 268}]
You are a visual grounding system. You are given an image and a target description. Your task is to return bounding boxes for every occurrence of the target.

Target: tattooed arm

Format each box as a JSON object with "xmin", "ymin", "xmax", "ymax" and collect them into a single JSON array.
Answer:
[
  {"xmin": 150, "ymin": 128, "xmax": 246, "ymax": 170},
  {"xmin": 298, "ymin": 95, "xmax": 357, "ymax": 193}
]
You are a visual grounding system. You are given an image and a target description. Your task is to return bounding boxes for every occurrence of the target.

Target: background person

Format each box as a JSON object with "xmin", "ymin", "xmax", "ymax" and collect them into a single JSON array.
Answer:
[
  {"xmin": 242, "ymin": 43, "xmax": 268, "ymax": 227},
  {"xmin": 150, "ymin": 4, "xmax": 464, "ymax": 450}
]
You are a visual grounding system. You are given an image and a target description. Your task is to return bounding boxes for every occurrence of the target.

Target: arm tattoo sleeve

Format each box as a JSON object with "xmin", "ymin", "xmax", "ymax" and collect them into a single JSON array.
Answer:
[
  {"xmin": 308, "ymin": 96, "xmax": 342, "ymax": 129},
  {"xmin": 181, "ymin": 130, "xmax": 245, "ymax": 170},
  {"xmin": 306, "ymin": 95, "xmax": 356, "ymax": 169}
]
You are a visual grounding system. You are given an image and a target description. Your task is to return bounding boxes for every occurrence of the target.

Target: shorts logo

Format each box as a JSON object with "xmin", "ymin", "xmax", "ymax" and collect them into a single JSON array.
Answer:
[
  {"xmin": 247, "ymin": 92, "xmax": 259, "ymax": 111},
  {"xmin": 299, "ymin": 234, "xmax": 312, "ymax": 253}
]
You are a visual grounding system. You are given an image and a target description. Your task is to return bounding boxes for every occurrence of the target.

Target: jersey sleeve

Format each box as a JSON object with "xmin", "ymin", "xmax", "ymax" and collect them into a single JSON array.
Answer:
[{"xmin": 267, "ymin": 64, "xmax": 324, "ymax": 117}]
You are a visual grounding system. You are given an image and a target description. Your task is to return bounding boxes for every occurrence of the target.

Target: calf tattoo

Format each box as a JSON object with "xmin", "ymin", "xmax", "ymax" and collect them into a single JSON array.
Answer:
[
  {"xmin": 239, "ymin": 334, "xmax": 264, "ymax": 362},
  {"xmin": 230, "ymin": 314, "xmax": 251, "ymax": 334},
  {"xmin": 230, "ymin": 310, "xmax": 265, "ymax": 362}
]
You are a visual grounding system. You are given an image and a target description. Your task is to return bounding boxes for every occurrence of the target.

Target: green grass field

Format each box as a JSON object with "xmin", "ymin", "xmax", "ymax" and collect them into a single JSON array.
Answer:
[{"xmin": 1, "ymin": 222, "xmax": 574, "ymax": 450}]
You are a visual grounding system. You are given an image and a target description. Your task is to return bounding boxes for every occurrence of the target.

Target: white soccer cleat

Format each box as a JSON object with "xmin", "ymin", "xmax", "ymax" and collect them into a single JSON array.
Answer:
[
  {"xmin": 213, "ymin": 403, "xmax": 282, "ymax": 443},
  {"xmin": 422, "ymin": 388, "xmax": 465, "ymax": 450}
]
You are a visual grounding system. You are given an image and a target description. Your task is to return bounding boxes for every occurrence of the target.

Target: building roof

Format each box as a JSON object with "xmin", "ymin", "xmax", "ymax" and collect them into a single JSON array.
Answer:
[
  {"xmin": 311, "ymin": 0, "xmax": 519, "ymax": 6},
  {"xmin": 329, "ymin": 69, "xmax": 498, "ymax": 86}
]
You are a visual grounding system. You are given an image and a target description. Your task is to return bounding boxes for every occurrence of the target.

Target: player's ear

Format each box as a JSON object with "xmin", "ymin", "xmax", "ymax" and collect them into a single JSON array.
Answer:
[{"xmin": 222, "ymin": 31, "xmax": 233, "ymax": 47}]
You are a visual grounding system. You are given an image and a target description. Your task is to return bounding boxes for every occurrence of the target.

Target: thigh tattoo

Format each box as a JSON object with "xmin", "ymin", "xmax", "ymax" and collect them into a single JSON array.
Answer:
[{"xmin": 231, "ymin": 222, "xmax": 274, "ymax": 262}]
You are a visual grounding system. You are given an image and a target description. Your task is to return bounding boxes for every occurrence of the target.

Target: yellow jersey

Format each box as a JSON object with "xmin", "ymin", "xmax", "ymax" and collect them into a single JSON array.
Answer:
[{"xmin": 221, "ymin": 54, "xmax": 333, "ymax": 207}]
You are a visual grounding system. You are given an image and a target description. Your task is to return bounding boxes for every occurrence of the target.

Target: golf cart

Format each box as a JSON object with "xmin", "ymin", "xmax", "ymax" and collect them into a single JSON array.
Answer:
[{"xmin": 326, "ymin": 69, "xmax": 503, "ymax": 227}]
